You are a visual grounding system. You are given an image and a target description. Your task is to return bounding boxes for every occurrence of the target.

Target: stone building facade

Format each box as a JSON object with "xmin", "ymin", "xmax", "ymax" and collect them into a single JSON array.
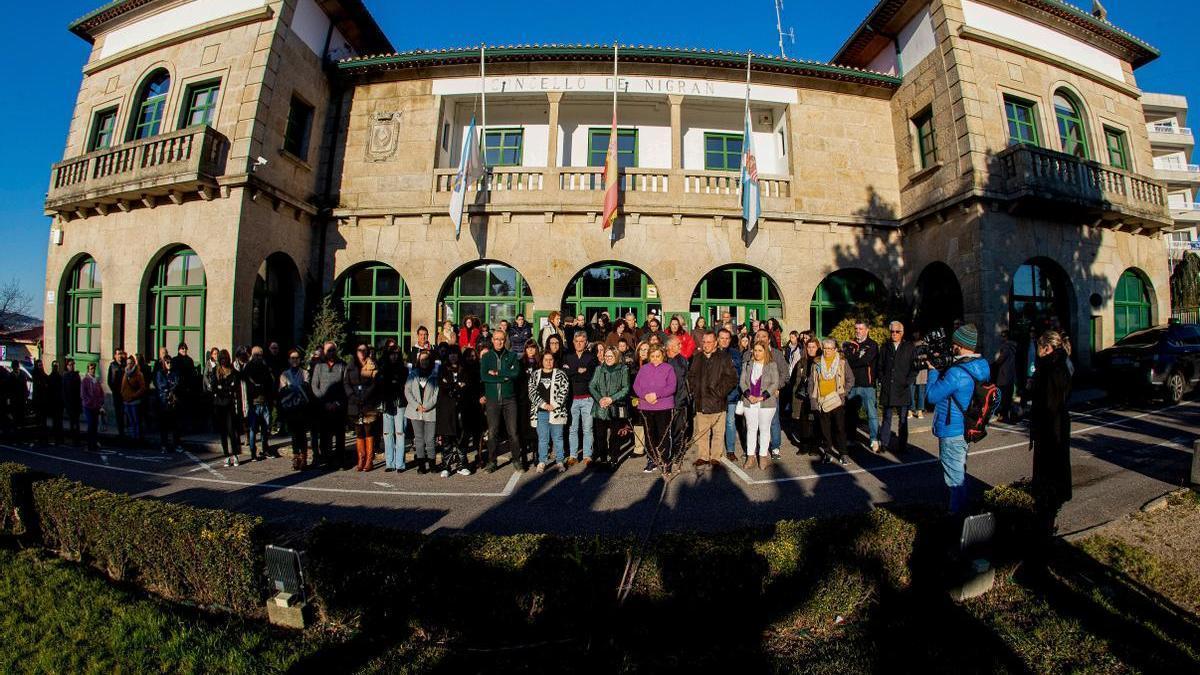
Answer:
[{"xmin": 42, "ymin": 0, "xmax": 1174, "ymax": 378}]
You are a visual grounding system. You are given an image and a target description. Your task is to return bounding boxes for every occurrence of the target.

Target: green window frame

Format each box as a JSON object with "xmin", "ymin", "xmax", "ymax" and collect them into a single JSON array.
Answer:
[
  {"xmin": 1053, "ymin": 91, "xmax": 1090, "ymax": 159},
  {"xmin": 338, "ymin": 263, "xmax": 411, "ymax": 351},
  {"xmin": 181, "ymin": 80, "xmax": 220, "ymax": 128},
  {"xmin": 1004, "ymin": 96, "xmax": 1040, "ymax": 147},
  {"xmin": 809, "ymin": 271, "xmax": 881, "ymax": 338},
  {"xmin": 690, "ymin": 265, "xmax": 782, "ymax": 331},
  {"xmin": 483, "ymin": 128, "xmax": 523, "ymax": 167},
  {"xmin": 148, "ymin": 249, "xmax": 206, "ymax": 357},
  {"xmin": 88, "ymin": 108, "xmax": 118, "ymax": 152},
  {"xmin": 1114, "ymin": 269, "xmax": 1152, "ymax": 340},
  {"xmin": 587, "ymin": 128, "xmax": 638, "ymax": 168},
  {"xmin": 439, "ymin": 262, "xmax": 533, "ymax": 327},
  {"xmin": 704, "ymin": 132, "xmax": 744, "ymax": 171},
  {"xmin": 1104, "ymin": 126, "xmax": 1130, "ymax": 170},
  {"xmin": 283, "ymin": 96, "xmax": 314, "ymax": 159},
  {"xmin": 64, "ymin": 257, "xmax": 102, "ymax": 367},
  {"xmin": 562, "ymin": 264, "xmax": 660, "ymax": 324},
  {"xmin": 130, "ymin": 71, "xmax": 170, "ymax": 141},
  {"xmin": 914, "ymin": 109, "xmax": 937, "ymax": 168}
]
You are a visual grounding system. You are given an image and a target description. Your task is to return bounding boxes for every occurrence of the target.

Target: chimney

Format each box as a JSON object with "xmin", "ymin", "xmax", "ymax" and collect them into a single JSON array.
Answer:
[{"xmin": 1092, "ymin": 1, "xmax": 1108, "ymax": 21}]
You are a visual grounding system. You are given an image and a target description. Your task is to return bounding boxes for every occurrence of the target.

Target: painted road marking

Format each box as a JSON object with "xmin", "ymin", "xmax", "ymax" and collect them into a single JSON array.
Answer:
[
  {"xmin": 185, "ymin": 450, "xmax": 224, "ymax": 478},
  {"xmin": 721, "ymin": 401, "xmax": 1197, "ymax": 486},
  {"xmin": 0, "ymin": 444, "xmax": 522, "ymax": 499}
]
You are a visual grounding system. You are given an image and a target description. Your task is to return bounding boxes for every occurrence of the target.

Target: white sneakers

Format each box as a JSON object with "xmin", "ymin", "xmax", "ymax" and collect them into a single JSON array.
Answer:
[{"xmin": 870, "ymin": 440, "xmax": 881, "ymax": 453}]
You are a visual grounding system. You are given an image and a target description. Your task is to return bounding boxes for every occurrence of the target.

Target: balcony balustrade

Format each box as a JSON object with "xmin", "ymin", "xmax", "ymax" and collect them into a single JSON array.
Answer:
[
  {"xmin": 995, "ymin": 144, "xmax": 1172, "ymax": 228},
  {"xmin": 46, "ymin": 125, "xmax": 229, "ymax": 214}
]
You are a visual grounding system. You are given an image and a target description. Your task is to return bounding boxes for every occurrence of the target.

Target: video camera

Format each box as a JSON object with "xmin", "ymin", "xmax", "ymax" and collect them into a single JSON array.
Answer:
[{"xmin": 921, "ymin": 327, "xmax": 955, "ymax": 371}]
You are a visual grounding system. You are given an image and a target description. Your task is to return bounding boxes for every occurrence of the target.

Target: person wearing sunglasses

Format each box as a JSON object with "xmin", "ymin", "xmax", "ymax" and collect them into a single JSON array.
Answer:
[{"xmin": 877, "ymin": 321, "xmax": 918, "ymax": 455}]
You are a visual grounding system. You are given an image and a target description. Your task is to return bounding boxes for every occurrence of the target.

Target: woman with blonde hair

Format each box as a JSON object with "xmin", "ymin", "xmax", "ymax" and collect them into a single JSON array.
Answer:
[
  {"xmin": 1030, "ymin": 329, "xmax": 1072, "ymax": 541},
  {"xmin": 808, "ymin": 338, "xmax": 853, "ymax": 465},
  {"xmin": 439, "ymin": 320, "xmax": 457, "ymax": 348},
  {"xmin": 739, "ymin": 342, "xmax": 782, "ymax": 469},
  {"xmin": 344, "ymin": 343, "xmax": 380, "ymax": 471}
]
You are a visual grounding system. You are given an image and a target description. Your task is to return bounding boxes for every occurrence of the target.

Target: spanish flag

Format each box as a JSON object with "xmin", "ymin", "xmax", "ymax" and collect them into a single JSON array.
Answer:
[{"xmin": 601, "ymin": 110, "xmax": 619, "ymax": 233}]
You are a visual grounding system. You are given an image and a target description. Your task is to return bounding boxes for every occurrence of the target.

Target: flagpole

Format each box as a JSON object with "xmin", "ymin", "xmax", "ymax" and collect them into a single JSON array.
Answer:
[
  {"xmin": 744, "ymin": 51, "xmax": 751, "ymax": 128},
  {"xmin": 744, "ymin": 51, "xmax": 753, "ymax": 245},
  {"xmin": 610, "ymin": 41, "xmax": 618, "ymax": 242}
]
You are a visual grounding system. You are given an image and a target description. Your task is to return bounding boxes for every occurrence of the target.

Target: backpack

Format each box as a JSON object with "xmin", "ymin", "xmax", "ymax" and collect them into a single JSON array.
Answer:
[{"xmin": 946, "ymin": 362, "xmax": 1000, "ymax": 443}]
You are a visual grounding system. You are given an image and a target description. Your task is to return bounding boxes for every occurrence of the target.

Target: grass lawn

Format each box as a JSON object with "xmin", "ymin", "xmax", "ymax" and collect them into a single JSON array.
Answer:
[{"xmin": 0, "ymin": 545, "xmax": 311, "ymax": 674}]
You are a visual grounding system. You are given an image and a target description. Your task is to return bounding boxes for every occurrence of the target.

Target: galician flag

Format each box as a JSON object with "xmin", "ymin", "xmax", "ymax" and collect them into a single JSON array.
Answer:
[
  {"xmin": 741, "ymin": 108, "xmax": 761, "ymax": 235},
  {"xmin": 602, "ymin": 110, "xmax": 620, "ymax": 233},
  {"xmin": 449, "ymin": 115, "xmax": 483, "ymax": 238}
]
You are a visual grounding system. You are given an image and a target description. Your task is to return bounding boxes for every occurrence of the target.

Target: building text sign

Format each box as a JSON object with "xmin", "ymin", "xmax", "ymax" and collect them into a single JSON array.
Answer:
[{"xmin": 432, "ymin": 75, "xmax": 797, "ymax": 104}]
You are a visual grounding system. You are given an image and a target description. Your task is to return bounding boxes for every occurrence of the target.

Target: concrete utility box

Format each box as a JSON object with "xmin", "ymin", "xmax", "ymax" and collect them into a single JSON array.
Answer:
[
  {"xmin": 264, "ymin": 545, "xmax": 309, "ymax": 629},
  {"xmin": 266, "ymin": 592, "xmax": 309, "ymax": 629}
]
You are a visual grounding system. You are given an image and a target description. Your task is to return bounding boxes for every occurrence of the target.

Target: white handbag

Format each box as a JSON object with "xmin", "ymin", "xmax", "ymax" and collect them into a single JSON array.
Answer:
[{"xmin": 735, "ymin": 400, "xmax": 746, "ymax": 416}]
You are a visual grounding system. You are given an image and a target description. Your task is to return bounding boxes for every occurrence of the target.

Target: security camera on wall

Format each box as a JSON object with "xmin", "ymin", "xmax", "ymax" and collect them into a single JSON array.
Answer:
[{"xmin": 252, "ymin": 156, "xmax": 268, "ymax": 172}]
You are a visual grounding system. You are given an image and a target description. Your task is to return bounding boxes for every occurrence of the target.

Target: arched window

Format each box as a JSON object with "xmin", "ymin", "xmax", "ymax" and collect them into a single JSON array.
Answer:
[
  {"xmin": 337, "ymin": 263, "xmax": 410, "ymax": 350},
  {"xmin": 147, "ymin": 248, "xmax": 205, "ymax": 355},
  {"xmin": 1009, "ymin": 257, "xmax": 1073, "ymax": 379},
  {"xmin": 439, "ymin": 262, "xmax": 532, "ymax": 326},
  {"xmin": 1053, "ymin": 90, "xmax": 1089, "ymax": 159},
  {"xmin": 913, "ymin": 262, "xmax": 964, "ymax": 336},
  {"xmin": 131, "ymin": 70, "xmax": 171, "ymax": 140},
  {"xmin": 810, "ymin": 270, "xmax": 883, "ymax": 337},
  {"xmin": 63, "ymin": 256, "xmax": 101, "ymax": 368},
  {"xmin": 562, "ymin": 263, "xmax": 660, "ymax": 325},
  {"xmin": 690, "ymin": 265, "xmax": 782, "ymax": 330},
  {"xmin": 1114, "ymin": 269, "xmax": 1152, "ymax": 340}
]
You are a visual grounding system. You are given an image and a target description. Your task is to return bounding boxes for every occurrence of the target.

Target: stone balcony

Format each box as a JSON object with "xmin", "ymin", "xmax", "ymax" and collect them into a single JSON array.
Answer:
[
  {"xmin": 994, "ymin": 144, "xmax": 1173, "ymax": 229},
  {"xmin": 45, "ymin": 125, "xmax": 229, "ymax": 216},
  {"xmin": 431, "ymin": 166, "xmax": 793, "ymax": 216}
]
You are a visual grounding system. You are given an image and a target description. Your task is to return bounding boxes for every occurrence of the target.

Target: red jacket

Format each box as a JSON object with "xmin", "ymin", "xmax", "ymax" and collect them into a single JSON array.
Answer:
[
  {"xmin": 458, "ymin": 326, "xmax": 482, "ymax": 349},
  {"xmin": 673, "ymin": 330, "xmax": 696, "ymax": 359}
]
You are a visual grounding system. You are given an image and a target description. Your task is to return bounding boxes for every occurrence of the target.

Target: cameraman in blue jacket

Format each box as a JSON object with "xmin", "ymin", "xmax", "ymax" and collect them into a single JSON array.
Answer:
[{"xmin": 926, "ymin": 324, "xmax": 990, "ymax": 514}]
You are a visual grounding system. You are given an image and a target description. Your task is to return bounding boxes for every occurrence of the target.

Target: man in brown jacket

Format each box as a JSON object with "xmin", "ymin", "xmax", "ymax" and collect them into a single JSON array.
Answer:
[{"xmin": 687, "ymin": 331, "xmax": 738, "ymax": 467}]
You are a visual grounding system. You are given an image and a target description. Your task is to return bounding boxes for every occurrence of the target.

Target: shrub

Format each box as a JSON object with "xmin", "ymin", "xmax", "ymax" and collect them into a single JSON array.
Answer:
[
  {"xmin": 0, "ymin": 462, "xmax": 39, "ymax": 536},
  {"xmin": 27, "ymin": 476, "xmax": 265, "ymax": 614}
]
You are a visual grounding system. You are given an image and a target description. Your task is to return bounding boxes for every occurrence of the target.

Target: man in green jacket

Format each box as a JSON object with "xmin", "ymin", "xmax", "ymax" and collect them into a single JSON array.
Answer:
[{"xmin": 480, "ymin": 329, "xmax": 524, "ymax": 472}]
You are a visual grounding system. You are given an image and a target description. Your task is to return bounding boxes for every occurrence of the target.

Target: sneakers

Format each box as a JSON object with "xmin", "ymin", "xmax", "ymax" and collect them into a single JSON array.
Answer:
[
  {"xmin": 457, "ymin": 468, "xmax": 472, "ymax": 476},
  {"xmin": 223, "ymin": 457, "xmax": 232, "ymax": 467},
  {"xmin": 439, "ymin": 469, "xmax": 450, "ymax": 478},
  {"xmin": 870, "ymin": 440, "xmax": 881, "ymax": 453},
  {"xmin": 838, "ymin": 455, "xmax": 849, "ymax": 465},
  {"xmin": 642, "ymin": 463, "xmax": 656, "ymax": 473},
  {"xmin": 536, "ymin": 462, "xmax": 546, "ymax": 473},
  {"xmin": 231, "ymin": 456, "xmax": 240, "ymax": 467},
  {"xmin": 486, "ymin": 462, "xmax": 499, "ymax": 473},
  {"xmin": 770, "ymin": 449, "xmax": 781, "ymax": 461},
  {"xmin": 916, "ymin": 411, "xmax": 925, "ymax": 419}
]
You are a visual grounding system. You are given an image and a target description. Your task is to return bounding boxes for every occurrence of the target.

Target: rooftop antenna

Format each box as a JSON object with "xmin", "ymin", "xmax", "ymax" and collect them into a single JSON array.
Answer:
[
  {"xmin": 1092, "ymin": 0, "xmax": 1108, "ymax": 21},
  {"xmin": 774, "ymin": 0, "xmax": 795, "ymax": 58}
]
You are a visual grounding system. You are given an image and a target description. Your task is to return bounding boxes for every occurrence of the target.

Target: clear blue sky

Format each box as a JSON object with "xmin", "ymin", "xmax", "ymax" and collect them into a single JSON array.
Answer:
[{"xmin": 4, "ymin": 0, "xmax": 1197, "ymax": 318}]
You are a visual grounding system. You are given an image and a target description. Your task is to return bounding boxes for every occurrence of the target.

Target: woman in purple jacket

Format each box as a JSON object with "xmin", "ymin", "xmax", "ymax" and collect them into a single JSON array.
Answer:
[{"xmin": 632, "ymin": 344, "xmax": 676, "ymax": 473}]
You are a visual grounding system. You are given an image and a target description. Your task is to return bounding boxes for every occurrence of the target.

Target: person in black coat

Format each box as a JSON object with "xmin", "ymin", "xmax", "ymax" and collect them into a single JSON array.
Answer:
[
  {"xmin": 1029, "ymin": 330, "xmax": 1073, "ymax": 542},
  {"xmin": 62, "ymin": 360, "xmax": 83, "ymax": 446},
  {"xmin": 877, "ymin": 321, "xmax": 918, "ymax": 454},
  {"xmin": 46, "ymin": 361, "xmax": 64, "ymax": 445}
]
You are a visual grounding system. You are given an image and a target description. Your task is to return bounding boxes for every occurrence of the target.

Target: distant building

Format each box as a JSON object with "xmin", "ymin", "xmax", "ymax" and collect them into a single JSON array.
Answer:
[
  {"xmin": 1141, "ymin": 92, "xmax": 1200, "ymax": 273},
  {"xmin": 42, "ymin": 0, "xmax": 1176, "ymax": 378}
]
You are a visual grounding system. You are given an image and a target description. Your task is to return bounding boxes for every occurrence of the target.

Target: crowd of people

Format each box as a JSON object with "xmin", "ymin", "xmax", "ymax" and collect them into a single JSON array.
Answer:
[{"xmin": 0, "ymin": 309, "xmax": 1075, "ymax": 525}]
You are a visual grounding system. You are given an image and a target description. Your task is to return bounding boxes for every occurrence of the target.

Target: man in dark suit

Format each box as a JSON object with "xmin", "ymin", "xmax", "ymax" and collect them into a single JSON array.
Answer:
[{"xmin": 877, "ymin": 320, "xmax": 917, "ymax": 454}]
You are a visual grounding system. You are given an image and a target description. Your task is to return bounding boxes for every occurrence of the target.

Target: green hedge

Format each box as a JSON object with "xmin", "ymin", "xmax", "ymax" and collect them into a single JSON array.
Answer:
[
  {"xmin": 0, "ymin": 462, "xmax": 267, "ymax": 616},
  {"xmin": 0, "ymin": 462, "xmax": 38, "ymax": 536}
]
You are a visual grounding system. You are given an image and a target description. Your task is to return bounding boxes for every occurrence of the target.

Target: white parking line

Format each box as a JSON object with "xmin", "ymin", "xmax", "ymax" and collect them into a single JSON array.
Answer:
[
  {"xmin": 722, "ymin": 402, "xmax": 1196, "ymax": 486},
  {"xmin": 0, "ymin": 444, "xmax": 522, "ymax": 498},
  {"xmin": 184, "ymin": 450, "xmax": 223, "ymax": 478}
]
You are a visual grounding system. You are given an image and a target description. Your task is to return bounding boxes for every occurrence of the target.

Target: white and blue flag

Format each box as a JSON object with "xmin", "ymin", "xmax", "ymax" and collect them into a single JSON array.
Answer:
[
  {"xmin": 741, "ymin": 108, "xmax": 761, "ymax": 236},
  {"xmin": 449, "ymin": 115, "xmax": 483, "ymax": 237}
]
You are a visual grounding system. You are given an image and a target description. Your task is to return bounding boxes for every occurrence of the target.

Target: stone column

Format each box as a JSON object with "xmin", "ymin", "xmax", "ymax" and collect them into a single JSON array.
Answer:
[
  {"xmin": 669, "ymin": 94, "xmax": 684, "ymax": 171},
  {"xmin": 545, "ymin": 91, "xmax": 563, "ymax": 195}
]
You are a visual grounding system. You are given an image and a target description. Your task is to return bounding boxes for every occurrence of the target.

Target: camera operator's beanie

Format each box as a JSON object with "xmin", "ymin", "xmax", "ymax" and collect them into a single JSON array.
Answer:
[{"xmin": 952, "ymin": 324, "xmax": 979, "ymax": 351}]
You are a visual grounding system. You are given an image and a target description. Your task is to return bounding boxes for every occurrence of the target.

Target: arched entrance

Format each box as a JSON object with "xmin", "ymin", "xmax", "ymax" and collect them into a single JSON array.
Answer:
[
  {"xmin": 61, "ymin": 255, "xmax": 101, "ymax": 369},
  {"xmin": 252, "ymin": 253, "xmax": 302, "ymax": 349},
  {"xmin": 335, "ymin": 262, "xmax": 411, "ymax": 350},
  {"xmin": 146, "ymin": 247, "xmax": 206, "ymax": 357},
  {"xmin": 1009, "ymin": 257, "xmax": 1073, "ymax": 378},
  {"xmin": 1114, "ymin": 268, "xmax": 1153, "ymax": 340},
  {"xmin": 690, "ymin": 264, "xmax": 782, "ymax": 330},
  {"xmin": 913, "ymin": 261, "xmax": 964, "ymax": 336},
  {"xmin": 561, "ymin": 262, "xmax": 660, "ymax": 325},
  {"xmin": 810, "ymin": 269, "xmax": 884, "ymax": 337},
  {"xmin": 438, "ymin": 261, "xmax": 533, "ymax": 326}
]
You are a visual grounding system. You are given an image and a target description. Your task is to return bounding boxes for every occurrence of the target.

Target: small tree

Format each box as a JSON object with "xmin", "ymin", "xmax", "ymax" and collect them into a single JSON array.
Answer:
[
  {"xmin": 828, "ymin": 303, "xmax": 890, "ymax": 346},
  {"xmin": 304, "ymin": 296, "xmax": 348, "ymax": 359},
  {"xmin": 0, "ymin": 278, "xmax": 32, "ymax": 332},
  {"xmin": 1171, "ymin": 252, "xmax": 1200, "ymax": 312}
]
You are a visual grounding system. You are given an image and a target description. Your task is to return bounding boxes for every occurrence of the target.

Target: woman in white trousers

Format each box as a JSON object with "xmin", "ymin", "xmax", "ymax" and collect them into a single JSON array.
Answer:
[{"xmin": 739, "ymin": 342, "xmax": 782, "ymax": 470}]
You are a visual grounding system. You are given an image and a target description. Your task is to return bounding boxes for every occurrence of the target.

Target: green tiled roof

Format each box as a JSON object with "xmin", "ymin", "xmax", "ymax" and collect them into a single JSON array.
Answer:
[{"xmin": 338, "ymin": 44, "xmax": 903, "ymax": 88}]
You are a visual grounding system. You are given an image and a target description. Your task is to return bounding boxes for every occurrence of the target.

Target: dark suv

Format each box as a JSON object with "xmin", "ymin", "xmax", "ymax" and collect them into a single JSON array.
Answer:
[{"xmin": 1095, "ymin": 323, "xmax": 1200, "ymax": 404}]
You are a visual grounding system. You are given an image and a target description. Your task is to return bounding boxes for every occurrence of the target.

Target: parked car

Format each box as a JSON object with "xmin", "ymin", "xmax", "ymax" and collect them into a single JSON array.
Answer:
[{"xmin": 1094, "ymin": 323, "xmax": 1200, "ymax": 404}]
